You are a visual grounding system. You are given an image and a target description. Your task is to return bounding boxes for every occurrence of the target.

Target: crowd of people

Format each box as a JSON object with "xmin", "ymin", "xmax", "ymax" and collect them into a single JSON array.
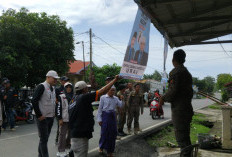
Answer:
[
  {"xmin": 30, "ymin": 69, "xmax": 148, "ymax": 157},
  {"xmin": 0, "ymin": 49, "xmax": 194, "ymax": 157}
]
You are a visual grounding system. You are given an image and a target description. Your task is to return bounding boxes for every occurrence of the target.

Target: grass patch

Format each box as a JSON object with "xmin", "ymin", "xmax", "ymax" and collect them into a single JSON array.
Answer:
[
  {"xmin": 208, "ymin": 104, "xmax": 221, "ymax": 110},
  {"xmin": 146, "ymin": 126, "xmax": 177, "ymax": 147},
  {"xmin": 146, "ymin": 114, "xmax": 210, "ymax": 147}
]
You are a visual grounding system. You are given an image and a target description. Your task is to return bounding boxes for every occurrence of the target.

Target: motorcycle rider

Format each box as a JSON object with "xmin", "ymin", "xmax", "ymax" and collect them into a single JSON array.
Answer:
[
  {"xmin": 154, "ymin": 89, "xmax": 161, "ymax": 99},
  {"xmin": 2, "ymin": 79, "xmax": 18, "ymax": 131},
  {"xmin": 153, "ymin": 89, "xmax": 164, "ymax": 118}
]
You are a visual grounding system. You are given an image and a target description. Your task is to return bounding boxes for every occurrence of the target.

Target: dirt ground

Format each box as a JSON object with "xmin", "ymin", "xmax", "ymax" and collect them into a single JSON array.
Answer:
[
  {"xmin": 89, "ymin": 106, "xmax": 232, "ymax": 157},
  {"xmin": 159, "ymin": 106, "xmax": 232, "ymax": 157}
]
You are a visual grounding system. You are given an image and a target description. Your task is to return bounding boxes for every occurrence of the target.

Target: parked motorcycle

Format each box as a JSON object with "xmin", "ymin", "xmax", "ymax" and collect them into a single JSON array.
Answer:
[
  {"xmin": 14, "ymin": 98, "xmax": 34, "ymax": 124},
  {"xmin": 150, "ymin": 97, "xmax": 164, "ymax": 120}
]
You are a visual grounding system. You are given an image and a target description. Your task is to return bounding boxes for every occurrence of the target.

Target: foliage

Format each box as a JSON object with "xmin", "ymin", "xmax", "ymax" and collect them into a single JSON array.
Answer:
[
  {"xmin": 216, "ymin": 74, "xmax": 232, "ymax": 102},
  {"xmin": 192, "ymin": 76, "xmax": 215, "ymax": 93},
  {"xmin": 86, "ymin": 63, "xmax": 131, "ymax": 89},
  {"xmin": 143, "ymin": 70, "xmax": 162, "ymax": 81},
  {"xmin": 221, "ymin": 89, "xmax": 229, "ymax": 102},
  {"xmin": 216, "ymin": 73, "xmax": 232, "ymax": 90},
  {"xmin": 146, "ymin": 114, "xmax": 210, "ymax": 147},
  {"xmin": 0, "ymin": 8, "xmax": 75, "ymax": 88},
  {"xmin": 208, "ymin": 104, "xmax": 221, "ymax": 110}
]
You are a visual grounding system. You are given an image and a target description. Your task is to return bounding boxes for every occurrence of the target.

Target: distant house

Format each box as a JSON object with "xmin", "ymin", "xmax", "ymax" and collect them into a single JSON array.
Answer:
[{"xmin": 67, "ymin": 60, "xmax": 93, "ymax": 84}]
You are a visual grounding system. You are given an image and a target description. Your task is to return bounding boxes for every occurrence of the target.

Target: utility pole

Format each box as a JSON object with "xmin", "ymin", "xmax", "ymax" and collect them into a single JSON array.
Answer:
[
  {"xmin": 81, "ymin": 41, "xmax": 86, "ymax": 81},
  {"xmin": 76, "ymin": 41, "xmax": 86, "ymax": 81},
  {"xmin": 89, "ymin": 28, "xmax": 93, "ymax": 69},
  {"xmin": 89, "ymin": 28, "xmax": 97, "ymax": 89}
]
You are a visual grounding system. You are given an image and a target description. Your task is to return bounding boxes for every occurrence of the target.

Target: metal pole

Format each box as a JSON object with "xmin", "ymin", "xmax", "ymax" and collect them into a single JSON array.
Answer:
[
  {"xmin": 89, "ymin": 28, "xmax": 93, "ymax": 69},
  {"xmin": 82, "ymin": 41, "xmax": 86, "ymax": 81}
]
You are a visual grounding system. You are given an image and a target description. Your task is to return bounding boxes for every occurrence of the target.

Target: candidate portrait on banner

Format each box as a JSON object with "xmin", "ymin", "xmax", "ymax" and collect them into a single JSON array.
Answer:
[{"xmin": 134, "ymin": 36, "xmax": 148, "ymax": 66}]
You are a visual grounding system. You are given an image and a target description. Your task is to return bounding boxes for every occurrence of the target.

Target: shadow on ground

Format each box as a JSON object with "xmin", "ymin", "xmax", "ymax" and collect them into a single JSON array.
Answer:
[{"xmin": 89, "ymin": 137, "xmax": 158, "ymax": 157}]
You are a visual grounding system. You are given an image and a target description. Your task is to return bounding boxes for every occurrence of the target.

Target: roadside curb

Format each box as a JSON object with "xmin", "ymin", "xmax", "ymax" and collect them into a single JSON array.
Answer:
[
  {"xmin": 88, "ymin": 119, "xmax": 172, "ymax": 156},
  {"xmin": 88, "ymin": 103, "xmax": 213, "ymax": 156}
]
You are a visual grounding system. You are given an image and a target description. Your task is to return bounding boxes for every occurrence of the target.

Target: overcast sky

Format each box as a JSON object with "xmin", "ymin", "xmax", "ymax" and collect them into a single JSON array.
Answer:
[{"xmin": 1, "ymin": 0, "xmax": 232, "ymax": 79}]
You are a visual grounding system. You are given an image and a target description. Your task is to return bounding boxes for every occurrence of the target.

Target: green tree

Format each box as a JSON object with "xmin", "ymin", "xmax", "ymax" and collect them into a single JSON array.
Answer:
[
  {"xmin": 192, "ymin": 76, "xmax": 215, "ymax": 93},
  {"xmin": 216, "ymin": 74, "xmax": 232, "ymax": 90},
  {"xmin": 144, "ymin": 70, "xmax": 162, "ymax": 81},
  {"xmin": 192, "ymin": 77, "xmax": 205, "ymax": 91},
  {"xmin": 203, "ymin": 76, "xmax": 215, "ymax": 94},
  {"xmin": 0, "ymin": 8, "xmax": 75, "ymax": 88},
  {"xmin": 216, "ymin": 73, "xmax": 232, "ymax": 102},
  {"xmin": 86, "ymin": 64, "xmax": 130, "ymax": 89}
]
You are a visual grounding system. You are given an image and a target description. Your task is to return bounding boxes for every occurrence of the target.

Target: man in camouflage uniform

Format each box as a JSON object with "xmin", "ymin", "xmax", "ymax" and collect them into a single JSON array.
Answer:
[
  {"xmin": 124, "ymin": 83, "xmax": 133, "ymax": 123},
  {"xmin": 159, "ymin": 49, "xmax": 193, "ymax": 157},
  {"xmin": 117, "ymin": 84, "xmax": 127, "ymax": 136},
  {"xmin": 127, "ymin": 83, "xmax": 143, "ymax": 134}
]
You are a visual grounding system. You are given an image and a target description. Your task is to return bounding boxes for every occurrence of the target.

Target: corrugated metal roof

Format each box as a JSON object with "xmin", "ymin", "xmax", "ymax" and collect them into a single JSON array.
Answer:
[{"xmin": 135, "ymin": 0, "xmax": 232, "ymax": 48}]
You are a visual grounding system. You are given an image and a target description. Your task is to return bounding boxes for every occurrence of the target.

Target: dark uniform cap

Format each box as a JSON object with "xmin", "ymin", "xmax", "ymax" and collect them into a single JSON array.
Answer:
[
  {"xmin": 118, "ymin": 84, "xmax": 126, "ymax": 90},
  {"xmin": 2, "ymin": 77, "xmax": 8, "ymax": 83},
  {"xmin": 105, "ymin": 76, "xmax": 113, "ymax": 81},
  {"xmin": 60, "ymin": 76, "xmax": 70, "ymax": 81},
  {"xmin": 3, "ymin": 79, "xmax": 10, "ymax": 84}
]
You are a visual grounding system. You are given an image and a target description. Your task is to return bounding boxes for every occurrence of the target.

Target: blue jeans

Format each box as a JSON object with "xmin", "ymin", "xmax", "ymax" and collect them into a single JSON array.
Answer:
[
  {"xmin": 36, "ymin": 117, "xmax": 54, "ymax": 157},
  {"xmin": 2, "ymin": 108, "xmax": 15, "ymax": 129}
]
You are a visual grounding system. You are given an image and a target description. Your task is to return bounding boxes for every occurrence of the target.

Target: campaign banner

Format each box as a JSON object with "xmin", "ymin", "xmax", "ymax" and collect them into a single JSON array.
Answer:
[
  {"xmin": 120, "ymin": 7, "xmax": 151, "ymax": 80},
  {"xmin": 163, "ymin": 37, "xmax": 168, "ymax": 71},
  {"xmin": 161, "ymin": 71, "xmax": 168, "ymax": 91}
]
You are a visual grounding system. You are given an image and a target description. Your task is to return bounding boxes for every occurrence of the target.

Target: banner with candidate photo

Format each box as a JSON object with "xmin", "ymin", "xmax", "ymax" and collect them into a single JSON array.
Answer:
[{"xmin": 120, "ymin": 7, "xmax": 151, "ymax": 80}]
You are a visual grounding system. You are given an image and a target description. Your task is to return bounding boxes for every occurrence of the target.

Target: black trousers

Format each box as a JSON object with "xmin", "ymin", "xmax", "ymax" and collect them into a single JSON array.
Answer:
[
  {"xmin": 172, "ymin": 114, "xmax": 192, "ymax": 157},
  {"xmin": 36, "ymin": 117, "xmax": 54, "ymax": 157}
]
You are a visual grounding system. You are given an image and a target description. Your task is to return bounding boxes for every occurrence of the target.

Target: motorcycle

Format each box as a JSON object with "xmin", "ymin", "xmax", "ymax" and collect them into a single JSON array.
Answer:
[
  {"xmin": 150, "ymin": 97, "xmax": 164, "ymax": 120},
  {"xmin": 14, "ymin": 98, "xmax": 34, "ymax": 124}
]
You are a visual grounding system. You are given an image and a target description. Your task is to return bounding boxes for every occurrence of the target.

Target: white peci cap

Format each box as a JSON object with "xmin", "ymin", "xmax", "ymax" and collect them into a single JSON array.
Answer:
[
  {"xmin": 75, "ymin": 81, "xmax": 87, "ymax": 91},
  {"xmin": 64, "ymin": 82, "xmax": 72, "ymax": 88},
  {"xmin": 46, "ymin": 70, "xmax": 60, "ymax": 79}
]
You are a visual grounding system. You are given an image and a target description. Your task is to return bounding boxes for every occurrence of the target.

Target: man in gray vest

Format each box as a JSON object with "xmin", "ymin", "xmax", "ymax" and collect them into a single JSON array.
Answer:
[{"xmin": 32, "ymin": 70, "xmax": 60, "ymax": 157}]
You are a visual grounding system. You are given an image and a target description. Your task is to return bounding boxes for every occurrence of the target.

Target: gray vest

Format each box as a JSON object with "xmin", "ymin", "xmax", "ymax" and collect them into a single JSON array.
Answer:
[
  {"xmin": 60, "ymin": 94, "xmax": 69, "ymax": 122},
  {"xmin": 39, "ymin": 81, "xmax": 56, "ymax": 117}
]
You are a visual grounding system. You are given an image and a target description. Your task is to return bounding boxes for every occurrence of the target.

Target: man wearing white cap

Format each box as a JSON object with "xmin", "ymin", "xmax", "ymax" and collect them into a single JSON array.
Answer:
[
  {"xmin": 69, "ymin": 75, "xmax": 120, "ymax": 157},
  {"xmin": 32, "ymin": 70, "xmax": 60, "ymax": 157}
]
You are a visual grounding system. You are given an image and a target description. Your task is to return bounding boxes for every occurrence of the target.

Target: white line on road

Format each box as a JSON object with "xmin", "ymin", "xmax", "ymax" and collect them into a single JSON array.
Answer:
[{"xmin": 0, "ymin": 132, "xmax": 38, "ymax": 141}]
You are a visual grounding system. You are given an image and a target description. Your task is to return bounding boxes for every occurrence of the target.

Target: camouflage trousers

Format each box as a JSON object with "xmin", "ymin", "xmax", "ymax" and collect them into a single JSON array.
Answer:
[
  {"xmin": 172, "ymin": 114, "xmax": 193, "ymax": 157},
  {"xmin": 127, "ymin": 106, "xmax": 140, "ymax": 130},
  {"xmin": 117, "ymin": 109, "xmax": 127, "ymax": 132}
]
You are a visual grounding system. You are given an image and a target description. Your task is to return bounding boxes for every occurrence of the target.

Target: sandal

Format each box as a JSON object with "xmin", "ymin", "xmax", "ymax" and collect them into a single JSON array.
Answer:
[{"xmin": 98, "ymin": 149, "xmax": 103, "ymax": 154}]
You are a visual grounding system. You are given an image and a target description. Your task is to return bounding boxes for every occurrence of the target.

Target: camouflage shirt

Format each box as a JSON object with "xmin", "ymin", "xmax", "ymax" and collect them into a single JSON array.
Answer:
[{"xmin": 128, "ymin": 91, "xmax": 144, "ymax": 112}]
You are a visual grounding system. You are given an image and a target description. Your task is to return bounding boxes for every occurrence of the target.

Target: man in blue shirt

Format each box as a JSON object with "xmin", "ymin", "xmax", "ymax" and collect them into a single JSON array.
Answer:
[{"xmin": 97, "ymin": 86, "xmax": 123, "ymax": 157}]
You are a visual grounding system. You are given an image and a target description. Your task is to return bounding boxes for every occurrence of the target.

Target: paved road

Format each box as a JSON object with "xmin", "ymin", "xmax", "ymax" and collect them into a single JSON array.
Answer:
[{"xmin": 0, "ymin": 97, "xmax": 218, "ymax": 157}]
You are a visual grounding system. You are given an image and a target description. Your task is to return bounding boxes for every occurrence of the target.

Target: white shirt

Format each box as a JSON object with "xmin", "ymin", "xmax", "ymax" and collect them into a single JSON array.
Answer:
[{"xmin": 97, "ymin": 94, "xmax": 122, "ymax": 122}]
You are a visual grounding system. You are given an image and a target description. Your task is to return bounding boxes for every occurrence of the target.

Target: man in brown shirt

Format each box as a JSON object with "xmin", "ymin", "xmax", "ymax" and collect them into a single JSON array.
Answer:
[
  {"xmin": 127, "ymin": 83, "xmax": 143, "ymax": 134},
  {"xmin": 159, "ymin": 49, "xmax": 193, "ymax": 157}
]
